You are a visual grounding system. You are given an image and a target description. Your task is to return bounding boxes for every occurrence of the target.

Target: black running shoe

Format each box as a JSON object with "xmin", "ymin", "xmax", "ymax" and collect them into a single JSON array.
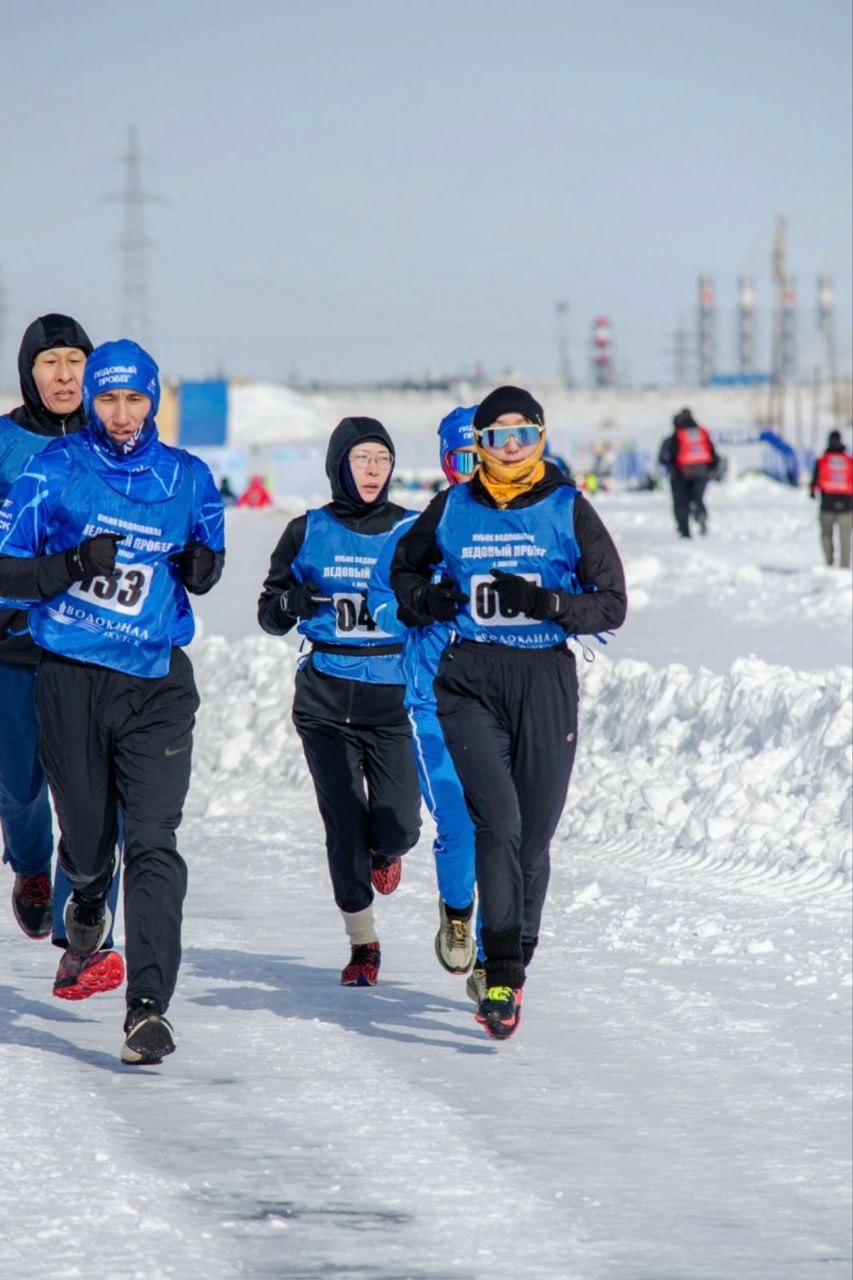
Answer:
[
  {"xmin": 121, "ymin": 1000, "xmax": 176, "ymax": 1065},
  {"xmin": 12, "ymin": 872, "xmax": 52, "ymax": 939},
  {"xmin": 63, "ymin": 893, "xmax": 111, "ymax": 957},
  {"xmin": 475, "ymin": 985, "xmax": 522, "ymax": 1041}
]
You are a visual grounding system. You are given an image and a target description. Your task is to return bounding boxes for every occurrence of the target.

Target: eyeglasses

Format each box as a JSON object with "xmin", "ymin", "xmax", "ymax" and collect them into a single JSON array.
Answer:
[
  {"xmin": 350, "ymin": 451, "xmax": 393, "ymax": 470},
  {"xmin": 445, "ymin": 448, "xmax": 477, "ymax": 475},
  {"xmin": 474, "ymin": 424, "xmax": 543, "ymax": 449}
]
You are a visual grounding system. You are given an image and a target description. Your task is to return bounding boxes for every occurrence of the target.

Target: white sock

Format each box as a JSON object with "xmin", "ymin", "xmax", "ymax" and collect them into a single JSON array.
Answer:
[{"xmin": 341, "ymin": 906, "xmax": 378, "ymax": 946}]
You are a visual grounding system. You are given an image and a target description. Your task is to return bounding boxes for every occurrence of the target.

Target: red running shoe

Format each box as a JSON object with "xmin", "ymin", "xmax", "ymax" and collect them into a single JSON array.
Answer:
[
  {"xmin": 12, "ymin": 872, "xmax": 52, "ymax": 939},
  {"xmin": 53, "ymin": 948, "xmax": 125, "ymax": 1001},
  {"xmin": 341, "ymin": 942, "xmax": 381, "ymax": 987},
  {"xmin": 370, "ymin": 856, "xmax": 402, "ymax": 895}
]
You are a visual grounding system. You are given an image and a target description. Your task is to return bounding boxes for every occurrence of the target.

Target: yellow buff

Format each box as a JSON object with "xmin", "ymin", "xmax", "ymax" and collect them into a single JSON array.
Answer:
[{"xmin": 477, "ymin": 434, "xmax": 547, "ymax": 508}]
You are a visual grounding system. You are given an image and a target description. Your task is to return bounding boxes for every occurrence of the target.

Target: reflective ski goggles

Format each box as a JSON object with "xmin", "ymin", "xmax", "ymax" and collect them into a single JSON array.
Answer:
[
  {"xmin": 474, "ymin": 423, "xmax": 544, "ymax": 449},
  {"xmin": 444, "ymin": 448, "xmax": 477, "ymax": 475}
]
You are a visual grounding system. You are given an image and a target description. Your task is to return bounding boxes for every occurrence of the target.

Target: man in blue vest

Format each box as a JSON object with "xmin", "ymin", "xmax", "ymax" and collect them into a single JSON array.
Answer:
[
  {"xmin": 0, "ymin": 314, "xmax": 123, "ymax": 1000},
  {"xmin": 0, "ymin": 339, "xmax": 225, "ymax": 1064}
]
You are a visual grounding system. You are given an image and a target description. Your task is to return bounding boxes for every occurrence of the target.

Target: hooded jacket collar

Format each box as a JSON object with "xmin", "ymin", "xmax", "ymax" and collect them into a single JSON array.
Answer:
[
  {"xmin": 324, "ymin": 416, "xmax": 396, "ymax": 516},
  {"xmin": 9, "ymin": 314, "xmax": 93, "ymax": 437}
]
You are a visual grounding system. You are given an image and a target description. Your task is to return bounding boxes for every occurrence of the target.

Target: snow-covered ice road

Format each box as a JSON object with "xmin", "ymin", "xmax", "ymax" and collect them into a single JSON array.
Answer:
[{"xmin": 1, "ymin": 478, "xmax": 850, "ymax": 1280}]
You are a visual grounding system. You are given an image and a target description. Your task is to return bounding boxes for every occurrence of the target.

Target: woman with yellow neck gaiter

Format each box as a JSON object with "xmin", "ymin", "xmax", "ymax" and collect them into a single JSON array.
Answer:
[
  {"xmin": 390, "ymin": 383, "xmax": 628, "ymax": 1042},
  {"xmin": 475, "ymin": 398, "xmax": 547, "ymax": 509}
]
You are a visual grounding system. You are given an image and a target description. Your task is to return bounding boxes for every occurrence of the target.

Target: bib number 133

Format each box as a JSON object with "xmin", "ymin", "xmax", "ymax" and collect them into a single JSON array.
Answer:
[
  {"xmin": 68, "ymin": 563, "xmax": 154, "ymax": 617},
  {"xmin": 470, "ymin": 572, "xmax": 541, "ymax": 625}
]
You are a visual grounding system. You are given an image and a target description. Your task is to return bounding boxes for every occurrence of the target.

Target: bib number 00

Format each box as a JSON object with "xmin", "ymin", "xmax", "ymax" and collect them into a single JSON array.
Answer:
[
  {"xmin": 470, "ymin": 572, "xmax": 541, "ymax": 625},
  {"xmin": 68, "ymin": 563, "xmax": 154, "ymax": 618},
  {"xmin": 333, "ymin": 591, "xmax": 390, "ymax": 639}
]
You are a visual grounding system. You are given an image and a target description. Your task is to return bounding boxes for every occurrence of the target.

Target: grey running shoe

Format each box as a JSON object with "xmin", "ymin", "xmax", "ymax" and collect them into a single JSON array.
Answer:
[
  {"xmin": 63, "ymin": 894, "xmax": 111, "ymax": 957},
  {"xmin": 435, "ymin": 898, "xmax": 475, "ymax": 974},
  {"xmin": 465, "ymin": 964, "xmax": 487, "ymax": 1004},
  {"xmin": 121, "ymin": 1000, "xmax": 176, "ymax": 1065}
]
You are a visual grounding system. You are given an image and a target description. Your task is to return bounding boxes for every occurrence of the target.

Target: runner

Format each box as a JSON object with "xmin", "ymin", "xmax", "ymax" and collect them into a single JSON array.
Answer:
[
  {"xmin": 0, "ymin": 339, "xmax": 224, "ymax": 1063},
  {"xmin": 257, "ymin": 417, "xmax": 421, "ymax": 986},
  {"xmin": 0, "ymin": 314, "xmax": 123, "ymax": 1000},
  {"xmin": 390, "ymin": 385, "xmax": 627, "ymax": 1039},
  {"xmin": 368, "ymin": 406, "xmax": 482, "ymax": 987}
]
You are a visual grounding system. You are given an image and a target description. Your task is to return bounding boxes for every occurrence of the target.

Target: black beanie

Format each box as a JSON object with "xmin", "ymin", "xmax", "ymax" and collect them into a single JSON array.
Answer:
[
  {"xmin": 473, "ymin": 385, "xmax": 544, "ymax": 431},
  {"xmin": 673, "ymin": 408, "xmax": 696, "ymax": 430},
  {"xmin": 827, "ymin": 430, "xmax": 844, "ymax": 450}
]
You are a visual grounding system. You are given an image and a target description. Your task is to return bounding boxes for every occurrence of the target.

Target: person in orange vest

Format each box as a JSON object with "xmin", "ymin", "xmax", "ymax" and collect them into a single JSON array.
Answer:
[
  {"xmin": 658, "ymin": 408, "xmax": 719, "ymax": 538},
  {"xmin": 810, "ymin": 430, "xmax": 852, "ymax": 569},
  {"xmin": 237, "ymin": 474, "xmax": 274, "ymax": 508}
]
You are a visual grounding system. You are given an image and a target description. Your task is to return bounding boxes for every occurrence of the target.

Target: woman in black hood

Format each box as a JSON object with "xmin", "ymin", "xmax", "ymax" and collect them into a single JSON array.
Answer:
[{"xmin": 258, "ymin": 417, "xmax": 422, "ymax": 986}]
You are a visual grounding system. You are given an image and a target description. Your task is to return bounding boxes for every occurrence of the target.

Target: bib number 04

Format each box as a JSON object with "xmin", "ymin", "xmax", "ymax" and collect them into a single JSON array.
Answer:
[{"xmin": 334, "ymin": 591, "xmax": 390, "ymax": 639}]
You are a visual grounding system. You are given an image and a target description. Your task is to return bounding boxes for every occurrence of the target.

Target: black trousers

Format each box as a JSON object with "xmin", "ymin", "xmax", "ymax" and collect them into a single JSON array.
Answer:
[
  {"xmin": 434, "ymin": 641, "xmax": 578, "ymax": 989},
  {"xmin": 35, "ymin": 648, "xmax": 199, "ymax": 1012},
  {"xmin": 293, "ymin": 665, "xmax": 421, "ymax": 914},
  {"xmin": 670, "ymin": 473, "xmax": 708, "ymax": 536}
]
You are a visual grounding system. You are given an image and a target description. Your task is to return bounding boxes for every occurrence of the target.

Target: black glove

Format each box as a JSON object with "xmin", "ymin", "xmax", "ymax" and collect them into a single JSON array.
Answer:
[
  {"xmin": 489, "ymin": 568, "xmax": 559, "ymax": 621},
  {"xmin": 281, "ymin": 580, "xmax": 325, "ymax": 619},
  {"xmin": 413, "ymin": 576, "xmax": 469, "ymax": 623},
  {"xmin": 66, "ymin": 533, "xmax": 124, "ymax": 582},
  {"xmin": 168, "ymin": 540, "xmax": 221, "ymax": 594}
]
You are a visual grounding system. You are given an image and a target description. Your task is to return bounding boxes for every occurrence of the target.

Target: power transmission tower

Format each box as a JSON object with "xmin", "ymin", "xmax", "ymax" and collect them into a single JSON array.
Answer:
[
  {"xmin": 105, "ymin": 125, "xmax": 163, "ymax": 347},
  {"xmin": 555, "ymin": 300, "xmax": 573, "ymax": 388},
  {"xmin": 672, "ymin": 319, "xmax": 690, "ymax": 386}
]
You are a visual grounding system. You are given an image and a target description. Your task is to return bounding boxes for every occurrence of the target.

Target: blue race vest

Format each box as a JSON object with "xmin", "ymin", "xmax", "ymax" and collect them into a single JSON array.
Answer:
[
  {"xmin": 0, "ymin": 415, "xmax": 54, "ymax": 501},
  {"xmin": 292, "ymin": 508, "xmax": 411, "ymax": 685},
  {"xmin": 435, "ymin": 484, "xmax": 581, "ymax": 648},
  {"xmin": 366, "ymin": 511, "xmax": 452, "ymax": 707},
  {"xmin": 26, "ymin": 435, "xmax": 197, "ymax": 677}
]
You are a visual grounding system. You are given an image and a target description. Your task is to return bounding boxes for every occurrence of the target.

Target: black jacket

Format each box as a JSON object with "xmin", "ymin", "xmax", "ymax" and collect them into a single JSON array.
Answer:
[
  {"xmin": 390, "ymin": 463, "xmax": 627, "ymax": 636},
  {"xmin": 257, "ymin": 417, "xmax": 411, "ymax": 725},
  {"xmin": 810, "ymin": 448, "xmax": 853, "ymax": 514}
]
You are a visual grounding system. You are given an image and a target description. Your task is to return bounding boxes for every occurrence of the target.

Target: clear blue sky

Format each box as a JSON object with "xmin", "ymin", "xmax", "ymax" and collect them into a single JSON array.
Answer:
[{"xmin": 2, "ymin": 0, "xmax": 850, "ymax": 385}]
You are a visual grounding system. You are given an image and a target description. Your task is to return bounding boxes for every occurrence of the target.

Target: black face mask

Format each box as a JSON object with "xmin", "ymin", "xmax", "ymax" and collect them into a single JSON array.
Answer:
[{"xmin": 11, "ymin": 313, "xmax": 93, "ymax": 435}]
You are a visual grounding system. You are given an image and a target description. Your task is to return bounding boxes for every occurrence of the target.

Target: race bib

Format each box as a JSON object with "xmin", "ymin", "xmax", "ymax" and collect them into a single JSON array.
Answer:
[
  {"xmin": 333, "ymin": 591, "xmax": 391, "ymax": 639},
  {"xmin": 469, "ymin": 572, "xmax": 541, "ymax": 626},
  {"xmin": 68, "ymin": 563, "xmax": 154, "ymax": 618}
]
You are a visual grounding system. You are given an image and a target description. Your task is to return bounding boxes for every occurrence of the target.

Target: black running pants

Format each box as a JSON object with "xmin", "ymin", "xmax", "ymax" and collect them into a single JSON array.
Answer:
[
  {"xmin": 434, "ymin": 641, "xmax": 578, "ymax": 989},
  {"xmin": 35, "ymin": 648, "xmax": 199, "ymax": 1012}
]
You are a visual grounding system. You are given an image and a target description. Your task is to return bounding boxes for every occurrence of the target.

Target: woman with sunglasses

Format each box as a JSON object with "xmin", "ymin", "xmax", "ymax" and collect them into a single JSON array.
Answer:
[
  {"xmin": 390, "ymin": 386, "xmax": 627, "ymax": 1039},
  {"xmin": 257, "ymin": 417, "xmax": 421, "ymax": 988},
  {"xmin": 368, "ymin": 406, "xmax": 482, "ymax": 983}
]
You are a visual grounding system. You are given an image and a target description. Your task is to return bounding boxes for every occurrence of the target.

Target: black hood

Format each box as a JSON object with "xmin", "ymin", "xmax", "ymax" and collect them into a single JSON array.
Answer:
[
  {"xmin": 325, "ymin": 416, "xmax": 396, "ymax": 513},
  {"xmin": 10, "ymin": 313, "xmax": 93, "ymax": 436}
]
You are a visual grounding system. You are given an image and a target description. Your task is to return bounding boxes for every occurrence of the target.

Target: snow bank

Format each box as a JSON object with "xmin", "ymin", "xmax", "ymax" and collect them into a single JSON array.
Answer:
[
  {"xmin": 570, "ymin": 655, "xmax": 852, "ymax": 889},
  {"xmin": 188, "ymin": 635, "xmax": 852, "ymax": 890}
]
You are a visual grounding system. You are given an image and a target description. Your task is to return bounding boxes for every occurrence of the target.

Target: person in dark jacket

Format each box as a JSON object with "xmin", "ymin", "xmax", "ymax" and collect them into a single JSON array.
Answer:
[
  {"xmin": 658, "ymin": 408, "xmax": 720, "ymax": 538},
  {"xmin": 0, "ymin": 315, "xmax": 123, "ymax": 1000},
  {"xmin": 810, "ymin": 430, "xmax": 853, "ymax": 568},
  {"xmin": 257, "ymin": 418, "xmax": 421, "ymax": 988},
  {"xmin": 0, "ymin": 339, "xmax": 225, "ymax": 1064},
  {"xmin": 390, "ymin": 385, "xmax": 627, "ymax": 1040}
]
